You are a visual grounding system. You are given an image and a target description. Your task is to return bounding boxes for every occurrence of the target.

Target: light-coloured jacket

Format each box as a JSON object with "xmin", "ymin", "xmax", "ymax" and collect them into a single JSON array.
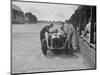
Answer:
[{"xmin": 63, "ymin": 23, "xmax": 78, "ymax": 50}]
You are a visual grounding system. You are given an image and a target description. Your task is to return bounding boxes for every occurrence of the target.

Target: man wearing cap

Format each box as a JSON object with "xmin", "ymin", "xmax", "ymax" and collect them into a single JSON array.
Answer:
[{"xmin": 40, "ymin": 23, "xmax": 54, "ymax": 47}]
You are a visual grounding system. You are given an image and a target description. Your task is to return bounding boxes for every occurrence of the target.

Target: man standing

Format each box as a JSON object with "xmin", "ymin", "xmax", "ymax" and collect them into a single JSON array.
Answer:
[
  {"xmin": 63, "ymin": 21, "xmax": 78, "ymax": 54},
  {"xmin": 40, "ymin": 23, "xmax": 53, "ymax": 46}
]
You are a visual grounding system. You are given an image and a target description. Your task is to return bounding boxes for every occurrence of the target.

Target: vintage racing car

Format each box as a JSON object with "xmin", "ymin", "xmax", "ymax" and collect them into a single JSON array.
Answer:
[{"xmin": 41, "ymin": 29, "xmax": 69, "ymax": 55}]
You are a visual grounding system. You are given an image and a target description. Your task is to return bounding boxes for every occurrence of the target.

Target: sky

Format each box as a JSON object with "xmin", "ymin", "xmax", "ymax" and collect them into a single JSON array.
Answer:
[{"xmin": 12, "ymin": 1, "xmax": 78, "ymax": 21}]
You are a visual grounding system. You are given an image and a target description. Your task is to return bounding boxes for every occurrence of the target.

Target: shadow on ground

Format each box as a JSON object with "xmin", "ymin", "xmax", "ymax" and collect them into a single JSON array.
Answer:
[{"xmin": 45, "ymin": 49, "xmax": 80, "ymax": 59}]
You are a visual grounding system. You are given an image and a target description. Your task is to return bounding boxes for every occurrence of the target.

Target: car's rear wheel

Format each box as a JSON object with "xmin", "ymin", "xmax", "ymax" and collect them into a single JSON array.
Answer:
[{"xmin": 42, "ymin": 39, "xmax": 47, "ymax": 55}]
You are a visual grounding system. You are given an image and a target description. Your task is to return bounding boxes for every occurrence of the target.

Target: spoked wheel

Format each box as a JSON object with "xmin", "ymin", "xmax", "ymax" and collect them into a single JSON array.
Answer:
[{"xmin": 42, "ymin": 39, "xmax": 47, "ymax": 55}]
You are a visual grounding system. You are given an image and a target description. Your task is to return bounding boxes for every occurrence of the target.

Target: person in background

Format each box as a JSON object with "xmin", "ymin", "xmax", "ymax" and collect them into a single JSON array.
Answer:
[
  {"xmin": 60, "ymin": 22, "xmax": 67, "ymax": 46},
  {"xmin": 84, "ymin": 18, "xmax": 91, "ymax": 42},
  {"xmin": 60, "ymin": 22, "xmax": 65, "ymax": 31},
  {"xmin": 40, "ymin": 23, "xmax": 54, "ymax": 47}
]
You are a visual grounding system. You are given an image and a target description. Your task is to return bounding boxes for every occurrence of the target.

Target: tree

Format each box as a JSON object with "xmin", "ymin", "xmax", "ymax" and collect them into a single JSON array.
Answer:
[{"xmin": 25, "ymin": 12, "xmax": 37, "ymax": 23}]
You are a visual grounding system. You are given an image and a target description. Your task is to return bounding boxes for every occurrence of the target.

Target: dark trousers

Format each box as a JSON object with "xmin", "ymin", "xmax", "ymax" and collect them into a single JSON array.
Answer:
[{"xmin": 40, "ymin": 34, "xmax": 45, "ymax": 46}]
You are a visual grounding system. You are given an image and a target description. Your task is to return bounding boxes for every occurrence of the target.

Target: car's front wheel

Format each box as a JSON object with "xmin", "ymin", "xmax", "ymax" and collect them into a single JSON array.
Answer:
[{"xmin": 42, "ymin": 39, "xmax": 47, "ymax": 55}]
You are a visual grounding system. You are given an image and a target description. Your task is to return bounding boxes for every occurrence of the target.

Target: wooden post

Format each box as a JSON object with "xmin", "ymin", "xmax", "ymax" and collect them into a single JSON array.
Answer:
[
  {"xmin": 79, "ymin": 8, "xmax": 82, "ymax": 35},
  {"xmin": 90, "ymin": 6, "xmax": 96, "ymax": 43}
]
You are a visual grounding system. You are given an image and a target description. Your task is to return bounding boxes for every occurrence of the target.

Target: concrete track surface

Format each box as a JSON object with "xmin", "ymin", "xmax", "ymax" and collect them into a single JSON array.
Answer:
[{"xmin": 12, "ymin": 23, "xmax": 96, "ymax": 74}]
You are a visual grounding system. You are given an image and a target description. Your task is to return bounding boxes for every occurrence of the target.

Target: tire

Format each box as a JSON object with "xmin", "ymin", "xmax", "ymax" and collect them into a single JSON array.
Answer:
[
  {"xmin": 64, "ymin": 40, "xmax": 68, "ymax": 54},
  {"xmin": 65, "ymin": 41, "xmax": 69, "ymax": 54},
  {"xmin": 42, "ymin": 39, "xmax": 47, "ymax": 55}
]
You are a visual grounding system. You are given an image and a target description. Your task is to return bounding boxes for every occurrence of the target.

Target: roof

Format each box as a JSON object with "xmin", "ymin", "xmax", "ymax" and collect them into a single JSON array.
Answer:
[{"xmin": 12, "ymin": 4, "xmax": 23, "ymax": 12}]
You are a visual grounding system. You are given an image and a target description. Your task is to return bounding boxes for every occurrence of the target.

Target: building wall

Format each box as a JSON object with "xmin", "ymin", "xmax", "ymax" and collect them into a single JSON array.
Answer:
[{"xmin": 12, "ymin": 4, "xmax": 24, "ymax": 24}]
